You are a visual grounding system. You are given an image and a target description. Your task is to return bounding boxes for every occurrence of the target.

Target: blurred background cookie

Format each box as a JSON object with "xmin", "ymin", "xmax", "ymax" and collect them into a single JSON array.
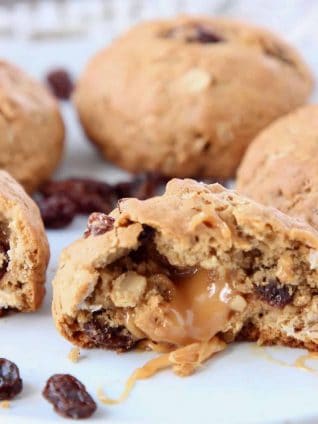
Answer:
[
  {"xmin": 237, "ymin": 105, "xmax": 318, "ymax": 229},
  {"xmin": 74, "ymin": 15, "xmax": 313, "ymax": 179},
  {"xmin": 0, "ymin": 61, "xmax": 64, "ymax": 193}
]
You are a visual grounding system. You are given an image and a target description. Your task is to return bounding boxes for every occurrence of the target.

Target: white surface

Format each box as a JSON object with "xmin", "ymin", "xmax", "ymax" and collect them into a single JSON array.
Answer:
[{"xmin": 0, "ymin": 1, "xmax": 318, "ymax": 423}]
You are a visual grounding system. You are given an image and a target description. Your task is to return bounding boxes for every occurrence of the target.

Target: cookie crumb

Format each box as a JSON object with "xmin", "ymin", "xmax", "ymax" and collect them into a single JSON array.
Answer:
[
  {"xmin": 68, "ymin": 347, "xmax": 80, "ymax": 363},
  {"xmin": 0, "ymin": 400, "xmax": 10, "ymax": 409}
]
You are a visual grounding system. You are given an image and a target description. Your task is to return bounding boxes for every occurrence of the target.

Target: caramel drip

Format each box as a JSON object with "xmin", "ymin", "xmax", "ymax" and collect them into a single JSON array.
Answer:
[
  {"xmin": 137, "ymin": 268, "xmax": 234, "ymax": 346},
  {"xmin": 294, "ymin": 352, "xmax": 318, "ymax": 372},
  {"xmin": 98, "ymin": 337, "xmax": 226, "ymax": 405},
  {"xmin": 98, "ymin": 354, "xmax": 171, "ymax": 405},
  {"xmin": 253, "ymin": 345, "xmax": 318, "ymax": 374}
]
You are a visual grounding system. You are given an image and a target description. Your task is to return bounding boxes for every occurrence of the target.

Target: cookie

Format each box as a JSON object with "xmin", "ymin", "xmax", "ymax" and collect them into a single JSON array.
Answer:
[
  {"xmin": 74, "ymin": 15, "xmax": 313, "ymax": 179},
  {"xmin": 0, "ymin": 60, "xmax": 64, "ymax": 193},
  {"xmin": 0, "ymin": 171, "xmax": 49, "ymax": 313},
  {"xmin": 237, "ymin": 105, "xmax": 318, "ymax": 230},
  {"xmin": 52, "ymin": 178, "xmax": 318, "ymax": 355}
]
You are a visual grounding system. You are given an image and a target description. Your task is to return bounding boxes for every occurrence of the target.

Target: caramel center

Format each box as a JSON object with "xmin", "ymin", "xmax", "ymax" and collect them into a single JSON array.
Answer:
[{"xmin": 138, "ymin": 268, "xmax": 234, "ymax": 346}]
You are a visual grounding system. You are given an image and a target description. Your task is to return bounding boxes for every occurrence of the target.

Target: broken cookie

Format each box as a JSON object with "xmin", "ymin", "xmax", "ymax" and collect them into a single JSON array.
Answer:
[
  {"xmin": 0, "ymin": 171, "xmax": 49, "ymax": 313},
  {"xmin": 52, "ymin": 178, "xmax": 318, "ymax": 369}
]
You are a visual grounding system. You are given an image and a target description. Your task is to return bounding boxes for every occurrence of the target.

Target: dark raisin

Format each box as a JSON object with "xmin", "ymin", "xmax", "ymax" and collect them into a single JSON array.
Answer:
[
  {"xmin": 0, "ymin": 241, "xmax": 9, "ymax": 279},
  {"xmin": 138, "ymin": 225, "xmax": 155, "ymax": 243},
  {"xmin": 84, "ymin": 212, "xmax": 115, "ymax": 238},
  {"xmin": 40, "ymin": 178, "xmax": 111, "ymax": 199},
  {"xmin": 255, "ymin": 278, "xmax": 294, "ymax": 307},
  {"xmin": 84, "ymin": 319, "xmax": 136, "ymax": 352},
  {"xmin": 241, "ymin": 248, "xmax": 262, "ymax": 276},
  {"xmin": 114, "ymin": 181, "xmax": 135, "ymax": 199},
  {"xmin": 0, "ymin": 308, "xmax": 18, "ymax": 318},
  {"xmin": 37, "ymin": 194, "xmax": 76, "ymax": 229},
  {"xmin": 40, "ymin": 178, "xmax": 114, "ymax": 215},
  {"xmin": 46, "ymin": 68, "xmax": 74, "ymax": 100},
  {"xmin": 43, "ymin": 374, "xmax": 96, "ymax": 419},
  {"xmin": 192, "ymin": 26, "xmax": 224, "ymax": 43},
  {"xmin": 131, "ymin": 172, "xmax": 166, "ymax": 200},
  {"xmin": 36, "ymin": 174, "xmax": 165, "ymax": 230},
  {"xmin": 114, "ymin": 172, "xmax": 165, "ymax": 201},
  {"xmin": 0, "ymin": 358, "xmax": 23, "ymax": 400},
  {"xmin": 164, "ymin": 24, "xmax": 224, "ymax": 44}
]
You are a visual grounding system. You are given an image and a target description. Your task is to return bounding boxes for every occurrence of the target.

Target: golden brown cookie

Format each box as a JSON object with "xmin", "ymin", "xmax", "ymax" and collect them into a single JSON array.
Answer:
[
  {"xmin": 0, "ymin": 171, "xmax": 49, "ymax": 313},
  {"xmin": 52, "ymin": 179, "xmax": 318, "ymax": 354},
  {"xmin": 237, "ymin": 105, "xmax": 318, "ymax": 230},
  {"xmin": 74, "ymin": 15, "xmax": 313, "ymax": 179},
  {"xmin": 0, "ymin": 60, "xmax": 64, "ymax": 193}
]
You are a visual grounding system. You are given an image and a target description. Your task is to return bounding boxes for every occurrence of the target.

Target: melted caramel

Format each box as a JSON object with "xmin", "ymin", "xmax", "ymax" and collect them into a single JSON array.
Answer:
[
  {"xmin": 98, "ymin": 354, "xmax": 171, "ymax": 405},
  {"xmin": 98, "ymin": 337, "xmax": 226, "ymax": 405},
  {"xmin": 253, "ymin": 345, "xmax": 318, "ymax": 374},
  {"xmin": 294, "ymin": 352, "xmax": 318, "ymax": 372},
  {"xmin": 138, "ymin": 268, "xmax": 234, "ymax": 346}
]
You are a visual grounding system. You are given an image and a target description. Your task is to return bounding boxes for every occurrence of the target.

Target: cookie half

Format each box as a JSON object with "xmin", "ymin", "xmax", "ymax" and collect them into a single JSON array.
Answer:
[
  {"xmin": 52, "ymin": 179, "xmax": 318, "ymax": 352},
  {"xmin": 74, "ymin": 15, "xmax": 313, "ymax": 179},
  {"xmin": 0, "ymin": 171, "xmax": 49, "ymax": 313},
  {"xmin": 0, "ymin": 60, "xmax": 64, "ymax": 193}
]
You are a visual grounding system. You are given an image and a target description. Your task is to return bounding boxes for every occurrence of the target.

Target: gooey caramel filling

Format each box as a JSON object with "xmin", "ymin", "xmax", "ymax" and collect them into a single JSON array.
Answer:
[{"xmin": 135, "ymin": 268, "xmax": 236, "ymax": 346}]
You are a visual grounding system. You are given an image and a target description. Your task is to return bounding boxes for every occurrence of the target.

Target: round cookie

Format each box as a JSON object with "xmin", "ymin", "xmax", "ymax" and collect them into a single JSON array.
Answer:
[
  {"xmin": 74, "ymin": 15, "xmax": 313, "ymax": 179},
  {"xmin": 237, "ymin": 105, "xmax": 318, "ymax": 230},
  {"xmin": 0, "ymin": 171, "xmax": 49, "ymax": 312},
  {"xmin": 0, "ymin": 60, "xmax": 64, "ymax": 193}
]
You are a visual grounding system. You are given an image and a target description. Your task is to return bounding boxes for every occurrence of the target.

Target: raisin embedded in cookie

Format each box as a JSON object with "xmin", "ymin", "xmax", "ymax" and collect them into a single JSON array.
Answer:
[
  {"xmin": 0, "ymin": 61, "xmax": 64, "ymax": 193},
  {"xmin": 53, "ymin": 179, "xmax": 318, "ymax": 354},
  {"xmin": 237, "ymin": 105, "xmax": 318, "ymax": 230},
  {"xmin": 0, "ymin": 171, "xmax": 49, "ymax": 313},
  {"xmin": 74, "ymin": 15, "xmax": 313, "ymax": 179}
]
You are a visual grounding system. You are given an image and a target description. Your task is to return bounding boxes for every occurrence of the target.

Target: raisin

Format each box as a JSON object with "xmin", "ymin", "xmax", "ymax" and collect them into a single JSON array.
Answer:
[
  {"xmin": 0, "ymin": 308, "xmax": 17, "ymax": 318},
  {"xmin": 37, "ymin": 194, "xmax": 76, "ymax": 229},
  {"xmin": 0, "ymin": 359, "xmax": 23, "ymax": 400},
  {"xmin": 41, "ymin": 178, "xmax": 110, "ymax": 198},
  {"xmin": 114, "ymin": 172, "xmax": 165, "ymax": 201},
  {"xmin": 131, "ymin": 172, "xmax": 166, "ymax": 200},
  {"xmin": 0, "ymin": 241, "xmax": 9, "ymax": 279},
  {"xmin": 40, "ymin": 178, "xmax": 113, "ymax": 214},
  {"xmin": 164, "ymin": 24, "xmax": 224, "ymax": 44},
  {"xmin": 192, "ymin": 26, "xmax": 224, "ymax": 43},
  {"xmin": 255, "ymin": 279, "xmax": 294, "ymax": 307},
  {"xmin": 84, "ymin": 212, "xmax": 115, "ymax": 238},
  {"xmin": 43, "ymin": 374, "xmax": 96, "ymax": 419},
  {"xmin": 138, "ymin": 225, "xmax": 155, "ymax": 243},
  {"xmin": 46, "ymin": 68, "xmax": 74, "ymax": 100},
  {"xmin": 84, "ymin": 319, "xmax": 136, "ymax": 352},
  {"xmin": 36, "ymin": 174, "xmax": 165, "ymax": 230}
]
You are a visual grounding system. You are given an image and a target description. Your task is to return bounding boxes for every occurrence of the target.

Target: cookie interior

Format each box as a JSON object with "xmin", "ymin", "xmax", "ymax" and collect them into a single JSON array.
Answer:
[
  {"xmin": 0, "ymin": 216, "xmax": 39, "ymax": 312},
  {"xmin": 65, "ymin": 223, "xmax": 318, "ymax": 352}
]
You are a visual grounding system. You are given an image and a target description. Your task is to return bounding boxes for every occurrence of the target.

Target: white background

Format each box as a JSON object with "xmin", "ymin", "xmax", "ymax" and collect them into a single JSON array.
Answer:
[{"xmin": 0, "ymin": 1, "xmax": 318, "ymax": 423}]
